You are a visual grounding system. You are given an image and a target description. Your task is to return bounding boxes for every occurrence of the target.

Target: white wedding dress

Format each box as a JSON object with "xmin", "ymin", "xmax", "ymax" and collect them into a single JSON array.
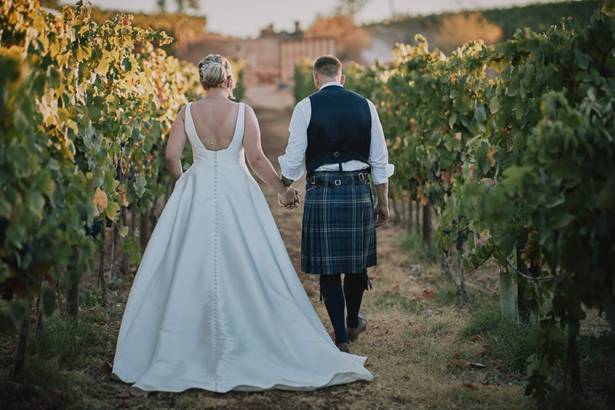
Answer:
[{"xmin": 112, "ymin": 101, "xmax": 374, "ymax": 392}]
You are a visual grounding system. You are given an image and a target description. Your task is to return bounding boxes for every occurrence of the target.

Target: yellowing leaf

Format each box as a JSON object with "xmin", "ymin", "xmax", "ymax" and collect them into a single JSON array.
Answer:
[
  {"xmin": 92, "ymin": 187, "xmax": 108, "ymax": 217},
  {"xmin": 95, "ymin": 50, "xmax": 112, "ymax": 76},
  {"xmin": 105, "ymin": 201, "xmax": 120, "ymax": 222},
  {"xmin": 118, "ymin": 183, "xmax": 129, "ymax": 206},
  {"xmin": 76, "ymin": 44, "xmax": 91, "ymax": 62},
  {"xmin": 487, "ymin": 146, "xmax": 496, "ymax": 167},
  {"xmin": 119, "ymin": 225, "xmax": 129, "ymax": 238},
  {"xmin": 35, "ymin": 89, "xmax": 59, "ymax": 127}
]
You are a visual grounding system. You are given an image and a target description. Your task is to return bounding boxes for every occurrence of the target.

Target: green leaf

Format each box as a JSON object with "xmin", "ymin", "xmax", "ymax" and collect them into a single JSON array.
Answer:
[
  {"xmin": 502, "ymin": 166, "xmax": 534, "ymax": 196},
  {"xmin": 597, "ymin": 178, "xmax": 615, "ymax": 211},
  {"xmin": 552, "ymin": 212, "xmax": 575, "ymax": 229},
  {"xmin": 489, "ymin": 96, "xmax": 500, "ymax": 114},
  {"xmin": 105, "ymin": 201, "xmax": 120, "ymax": 222},
  {"xmin": 474, "ymin": 104, "xmax": 487, "ymax": 123},
  {"xmin": 134, "ymin": 174, "xmax": 146, "ymax": 199},
  {"xmin": 448, "ymin": 112, "xmax": 457, "ymax": 129},
  {"xmin": 575, "ymin": 50, "xmax": 590, "ymax": 70}
]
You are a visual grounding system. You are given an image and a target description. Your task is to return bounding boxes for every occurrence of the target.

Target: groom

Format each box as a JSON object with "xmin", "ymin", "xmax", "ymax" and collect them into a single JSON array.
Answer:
[{"xmin": 278, "ymin": 55, "xmax": 394, "ymax": 353}]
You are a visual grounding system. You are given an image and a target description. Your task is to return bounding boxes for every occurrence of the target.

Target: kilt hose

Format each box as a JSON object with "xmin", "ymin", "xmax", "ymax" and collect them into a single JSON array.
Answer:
[{"xmin": 301, "ymin": 170, "xmax": 377, "ymax": 285}]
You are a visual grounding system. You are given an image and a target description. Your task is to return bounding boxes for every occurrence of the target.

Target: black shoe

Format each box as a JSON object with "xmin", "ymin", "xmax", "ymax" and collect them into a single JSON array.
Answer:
[
  {"xmin": 347, "ymin": 313, "xmax": 367, "ymax": 342},
  {"xmin": 336, "ymin": 342, "xmax": 351, "ymax": 353}
]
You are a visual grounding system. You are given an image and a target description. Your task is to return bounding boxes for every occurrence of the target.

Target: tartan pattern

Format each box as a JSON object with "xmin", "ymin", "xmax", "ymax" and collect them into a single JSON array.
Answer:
[{"xmin": 301, "ymin": 171, "xmax": 377, "ymax": 275}]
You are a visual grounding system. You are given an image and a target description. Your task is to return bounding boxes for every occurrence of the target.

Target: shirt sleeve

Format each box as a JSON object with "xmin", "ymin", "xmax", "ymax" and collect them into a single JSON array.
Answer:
[
  {"xmin": 278, "ymin": 98, "xmax": 310, "ymax": 181},
  {"xmin": 367, "ymin": 99, "xmax": 395, "ymax": 185}
]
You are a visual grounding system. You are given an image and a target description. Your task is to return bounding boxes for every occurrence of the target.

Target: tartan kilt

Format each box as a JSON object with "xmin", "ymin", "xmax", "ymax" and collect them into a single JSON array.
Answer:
[{"xmin": 301, "ymin": 170, "xmax": 377, "ymax": 275}]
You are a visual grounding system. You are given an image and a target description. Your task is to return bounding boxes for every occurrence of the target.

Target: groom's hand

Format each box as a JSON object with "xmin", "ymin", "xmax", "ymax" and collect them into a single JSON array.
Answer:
[
  {"xmin": 375, "ymin": 202, "xmax": 389, "ymax": 227},
  {"xmin": 278, "ymin": 188, "xmax": 300, "ymax": 209}
]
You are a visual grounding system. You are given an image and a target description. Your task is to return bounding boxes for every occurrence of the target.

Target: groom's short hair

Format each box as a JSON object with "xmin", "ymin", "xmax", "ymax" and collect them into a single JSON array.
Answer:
[{"xmin": 313, "ymin": 55, "xmax": 342, "ymax": 77}]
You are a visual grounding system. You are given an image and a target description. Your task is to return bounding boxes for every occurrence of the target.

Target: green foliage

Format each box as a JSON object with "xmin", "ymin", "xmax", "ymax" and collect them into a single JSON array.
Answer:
[
  {"xmin": 232, "ymin": 61, "xmax": 247, "ymax": 102},
  {"xmin": 330, "ymin": 9, "xmax": 615, "ymax": 399},
  {"xmin": 293, "ymin": 58, "xmax": 316, "ymax": 102},
  {"xmin": 0, "ymin": 0, "xmax": 201, "ymax": 333},
  {"xmin": 32, "ymin": 316, "xmax": 102, "ymax": 367}
]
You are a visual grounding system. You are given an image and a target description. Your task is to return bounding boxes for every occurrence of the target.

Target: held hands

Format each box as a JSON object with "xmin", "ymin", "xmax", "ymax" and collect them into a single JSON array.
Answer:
[
  {"xmin": 375, "ymin": 201, "xmax": 390, "ymax": 228},
  {"xmin": 278, "ymin": 187, "xmax": 301, "ymax": 209}
]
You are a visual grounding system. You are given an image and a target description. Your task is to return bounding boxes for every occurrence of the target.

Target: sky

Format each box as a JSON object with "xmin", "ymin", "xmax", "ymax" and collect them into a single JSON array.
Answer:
[{"xmin": 64, "ymin": 0, "xmax": 552, "ymax": 37}]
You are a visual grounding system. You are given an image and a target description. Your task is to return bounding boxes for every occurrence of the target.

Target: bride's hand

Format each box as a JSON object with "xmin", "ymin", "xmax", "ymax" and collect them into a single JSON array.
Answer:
[{"xmin": 278, "ymin": 188, "xmax": 300, "ymax": 209}]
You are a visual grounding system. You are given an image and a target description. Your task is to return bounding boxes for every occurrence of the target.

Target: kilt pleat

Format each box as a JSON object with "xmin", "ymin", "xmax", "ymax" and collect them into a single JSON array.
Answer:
[{"xmin": 301, "ymin": 171, "xmax": 377, "ymax": 275}]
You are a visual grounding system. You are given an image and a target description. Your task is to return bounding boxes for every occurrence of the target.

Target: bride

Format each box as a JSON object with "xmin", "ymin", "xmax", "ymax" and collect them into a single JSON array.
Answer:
[{"xmin": 111, "ymin": 54, "xmax": 373, "ymax": 392}]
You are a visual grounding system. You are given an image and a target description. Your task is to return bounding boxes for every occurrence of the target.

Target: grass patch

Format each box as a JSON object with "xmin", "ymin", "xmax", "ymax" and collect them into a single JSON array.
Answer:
[
  {"xmin": 32, "ymin": 315, "xmax": 104, "ymax": 368},
  {"xmin": 400, "ymin": 233, "xmax": 434, "ymax": 261},
  {"xmin": 462, "ymin": 302, "xmax": 537, "ymax": 374},
  {"xmin": 374, "ymin": 291, "xmax": 422, "ymax": 314},
  {"xmin": 435, "ymin": 284, "xmax": 459, "ymax": 305},
  {"xmin": 432, "ymin": 278, "xmax": 496, "ymax": 308}
]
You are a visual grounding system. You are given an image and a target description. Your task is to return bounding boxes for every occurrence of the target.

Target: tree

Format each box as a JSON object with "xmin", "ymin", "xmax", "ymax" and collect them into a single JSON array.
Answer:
[
  {"xmin": 336, "ymin": 0, "xmax": 369, "ymax": 16},
  {"xmin": 305, "ymin": 15, "xmax": 370, "ymax": 62},
  {"xmin": 437, "ymin": 12, "xmax": 503, "ymax": 51},
  {"xmin": 157, "ymin": 0, "xmax": 200, "ymax": 13}
]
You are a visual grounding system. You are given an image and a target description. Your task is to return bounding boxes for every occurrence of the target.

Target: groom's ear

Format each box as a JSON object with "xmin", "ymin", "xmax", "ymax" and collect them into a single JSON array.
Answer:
[{"xmin": 340, "ymin": 74, "xmax": 346, "ymax": 85}]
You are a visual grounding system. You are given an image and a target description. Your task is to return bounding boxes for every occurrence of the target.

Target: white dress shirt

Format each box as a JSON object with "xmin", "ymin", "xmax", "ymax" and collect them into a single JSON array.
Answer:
[{"xmin": 278, "ymin": 81, "xmax": 395, "ymax": 185}]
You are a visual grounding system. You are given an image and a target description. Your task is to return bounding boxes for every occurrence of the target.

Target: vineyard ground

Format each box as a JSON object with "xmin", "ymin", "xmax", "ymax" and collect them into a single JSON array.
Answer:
[{"xmin": 1, "ymin": 108, "xmax": 612, "ymax": 409}]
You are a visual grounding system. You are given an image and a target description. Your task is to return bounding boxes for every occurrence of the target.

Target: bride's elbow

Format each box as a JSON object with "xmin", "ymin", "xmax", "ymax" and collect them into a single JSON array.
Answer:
[{"xmin": 246, "ymin": 153, "xmax": 264, "ymax": 169}]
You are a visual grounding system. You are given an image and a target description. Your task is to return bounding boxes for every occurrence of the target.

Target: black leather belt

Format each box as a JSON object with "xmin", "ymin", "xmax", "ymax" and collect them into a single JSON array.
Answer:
[{"xmin": 308, "ymin": 171, "xmax": 370, "ymax": 188}]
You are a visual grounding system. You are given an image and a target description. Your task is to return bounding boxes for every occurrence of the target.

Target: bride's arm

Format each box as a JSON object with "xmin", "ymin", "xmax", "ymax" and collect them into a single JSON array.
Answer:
[
  {"xmin": 165, "ymin": 106, "xmax": 188, "ymax": 180},
  {"xmin": 243, "ymin": 104, "xmax": 297, "ymax": 205}
]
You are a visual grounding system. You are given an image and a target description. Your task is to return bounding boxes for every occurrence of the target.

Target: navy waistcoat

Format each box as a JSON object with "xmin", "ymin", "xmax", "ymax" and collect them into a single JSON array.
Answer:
[{"xmin": 305, "ymin": 85, "xmax": 372, "ymax": 177}]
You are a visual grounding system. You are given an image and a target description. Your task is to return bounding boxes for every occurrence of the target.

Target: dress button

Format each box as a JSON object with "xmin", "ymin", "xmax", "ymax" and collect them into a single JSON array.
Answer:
[{"xmin": 333, "ymin": 151, "xmax": 340, "ymax": 158}]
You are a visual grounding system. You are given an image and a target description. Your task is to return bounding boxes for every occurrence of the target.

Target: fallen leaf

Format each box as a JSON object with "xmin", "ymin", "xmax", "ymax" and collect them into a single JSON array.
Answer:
[
  {"xmin": 421, "ymin": 289, "xmax": 437, "ymax": 300},
  {"xmin": 450, "ymin": 359, "xmax": 470, "ymax": 368},
  {"xmin": 464, "ymin": 382, "xmax": 478, "ymax": 390}
]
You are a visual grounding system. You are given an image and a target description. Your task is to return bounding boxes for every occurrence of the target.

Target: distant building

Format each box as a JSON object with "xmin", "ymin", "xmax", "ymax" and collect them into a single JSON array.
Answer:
[
  {"xmin": 280, "ymin": 37, "xmax": 336, "ymax": 85},
  {"xmin": 177, "ymin": 27, "xmax": 336, "ymax": 87}
]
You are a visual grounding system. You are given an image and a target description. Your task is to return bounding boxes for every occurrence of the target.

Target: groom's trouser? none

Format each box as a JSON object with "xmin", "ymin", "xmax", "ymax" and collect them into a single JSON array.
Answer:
[{"xmin": 320, "ymin": 273, "xmax": 369, "ymax": 344}]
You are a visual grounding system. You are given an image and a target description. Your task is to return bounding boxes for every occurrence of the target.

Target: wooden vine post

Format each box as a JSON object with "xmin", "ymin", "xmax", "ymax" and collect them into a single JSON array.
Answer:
[
  {"xmin": 422, "ymin": 203, "xmax": 432, "ymax": 253},
  {"xmin": 499, "ymin": 267, "xmax": 519, "ymax": 323}
]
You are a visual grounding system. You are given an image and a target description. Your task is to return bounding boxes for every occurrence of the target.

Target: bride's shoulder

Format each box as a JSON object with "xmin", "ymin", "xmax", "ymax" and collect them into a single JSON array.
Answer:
[{"xmin": 242, "ymin": 103, "xmax": 257, "ymax": 121}]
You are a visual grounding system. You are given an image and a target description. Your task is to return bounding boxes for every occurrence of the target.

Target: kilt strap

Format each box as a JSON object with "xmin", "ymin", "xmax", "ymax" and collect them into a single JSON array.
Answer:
[{"xmin": 308, "ymin": 171, "xmax": 370, "ymax": 188}]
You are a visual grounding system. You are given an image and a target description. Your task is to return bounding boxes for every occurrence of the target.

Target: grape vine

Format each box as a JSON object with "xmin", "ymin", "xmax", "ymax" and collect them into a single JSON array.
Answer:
[{"xmin": 295, "ymin": 8, "xmax": 615, "ymax": 398}]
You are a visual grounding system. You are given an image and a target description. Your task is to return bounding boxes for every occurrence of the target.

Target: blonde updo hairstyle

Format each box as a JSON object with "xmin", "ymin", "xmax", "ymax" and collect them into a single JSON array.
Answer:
[{"xmin": 198, "ymin": 54, "xmax": 235, "ymax": 99}]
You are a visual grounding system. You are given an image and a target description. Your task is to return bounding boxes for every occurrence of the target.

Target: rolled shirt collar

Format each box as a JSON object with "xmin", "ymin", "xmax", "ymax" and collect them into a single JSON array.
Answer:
[{"xmin": 319, "ymin": 80, "xmax": 343, "ymax": 90}]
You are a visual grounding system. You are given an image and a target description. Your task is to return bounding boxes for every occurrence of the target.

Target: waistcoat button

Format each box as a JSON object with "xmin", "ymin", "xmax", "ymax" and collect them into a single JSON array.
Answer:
[{"xmin": 333, "ymin": 151, "xmax": 340, "ymax": 158}]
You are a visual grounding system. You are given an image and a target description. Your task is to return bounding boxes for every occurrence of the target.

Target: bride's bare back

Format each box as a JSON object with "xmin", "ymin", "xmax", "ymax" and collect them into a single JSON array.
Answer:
[
  {"xmin": 189, "ymin": 98, "xmax": 240, "ymax": 151},
  {"xmin": 165, "ymin": 53, "xmax": 296, "ymax": 207}
]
